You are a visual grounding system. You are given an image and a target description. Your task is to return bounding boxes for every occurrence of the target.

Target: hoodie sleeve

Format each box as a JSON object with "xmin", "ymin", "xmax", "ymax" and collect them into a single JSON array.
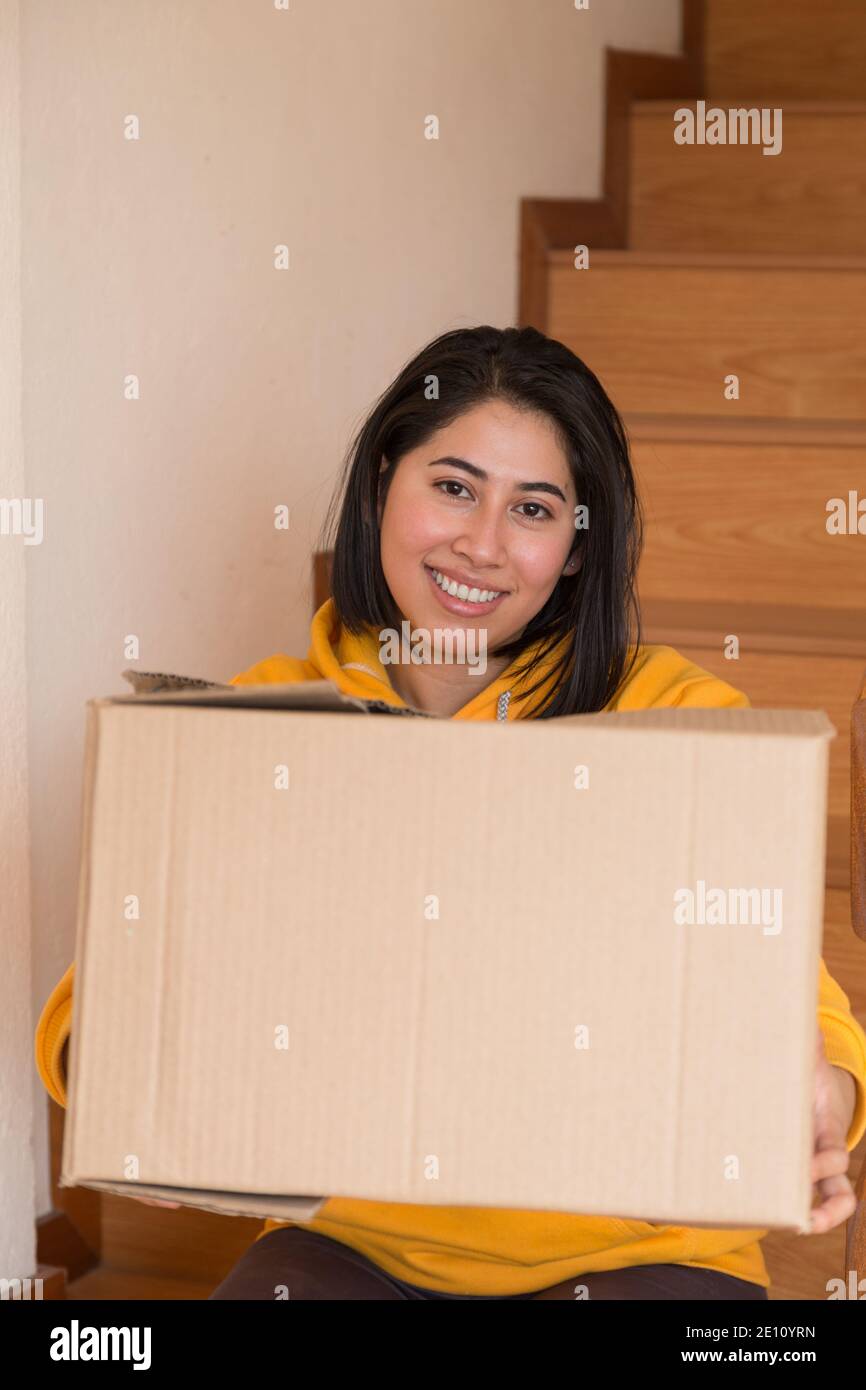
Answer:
[
  {"xmin": 34, "ymin": 961, "xmax": 75, "ymax": 1109},
  {"xmin": 613, "ymin": 644, "xmax": 752, "ymax": 713},
  {"xmin": 817, "ymin": 956, "xmax": 866, "ymax": 1151}
]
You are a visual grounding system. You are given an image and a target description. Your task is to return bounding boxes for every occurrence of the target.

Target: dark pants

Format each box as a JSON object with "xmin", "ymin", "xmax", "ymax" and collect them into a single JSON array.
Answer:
[{"xmin": 208, "ymin": 1227, "xmax": 769, "ymax": 1300}]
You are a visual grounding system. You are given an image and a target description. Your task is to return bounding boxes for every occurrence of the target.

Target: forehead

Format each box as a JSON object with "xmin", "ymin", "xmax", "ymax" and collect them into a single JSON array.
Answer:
[{"xmin": 422, "ymin": 401, "xmax": 573, "ymax": 489}]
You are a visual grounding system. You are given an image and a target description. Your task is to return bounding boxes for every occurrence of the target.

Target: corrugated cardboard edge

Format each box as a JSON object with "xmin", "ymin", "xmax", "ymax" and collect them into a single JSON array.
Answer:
[
  {"xmin": 562, "ymin": 707, "xmax": 837, "ymax": 738},
  {"xmin": 118, "ymin": 669, "xmax": 434, "ymax": 716},
  {"xmin": 69, "ymin": 1181, "xmax": 328, "ymax": 1223},
  {"xmin": 59, "ymin": 700, "xmax": 99, "ymax": 1196},
  {"xmin": 121, "ymin": 669, "xmax": 229, "ymax": 694}
]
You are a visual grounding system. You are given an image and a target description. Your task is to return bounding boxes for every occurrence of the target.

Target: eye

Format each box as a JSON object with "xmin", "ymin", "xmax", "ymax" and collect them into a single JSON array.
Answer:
[
  {"xmin": 434, "ymin": 480, "xmax": 472, "ymax": 500},
  {"xmin": 433, "ymin": 481, "xmax": 554, "ymax": 521},
  {"xmin": 515, "ymin": 500, "xmax": 554, "ymax": 522}
]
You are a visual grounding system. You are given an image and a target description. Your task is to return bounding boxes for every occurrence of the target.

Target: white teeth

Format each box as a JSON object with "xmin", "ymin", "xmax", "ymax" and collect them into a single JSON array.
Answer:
[{"xmin": 431, "ymin": 568, "xmax": 502, "ymax": 603}]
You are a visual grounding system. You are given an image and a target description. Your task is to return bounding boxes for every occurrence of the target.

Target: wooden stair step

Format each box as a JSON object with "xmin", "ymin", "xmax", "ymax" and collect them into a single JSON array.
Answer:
[
  {"xmin": 100, "ymin": 1192, "xmax": 262, "ymax": 1284},
  {"xmin": 637, "ymin": 598, "xmax": 866, "ymax": 659},
  {"xmin": 763, "ymin": 1218, "xmax": 857, "ymax": 1301},
  {"xmin": 624, "ymin": 414, "xmax": 866, "ymax": 447},
  {"xmin": 547, "ymin": 251, "xmax": 866, "ymax": 421},
  {"xmin": 630, "ymin": 102, "xmax": 866, "ymax": 256},
  {"xmin": 66, "ymin": 1264, "xmax": 214, "ymax": 1300},
  {"xmin": 623, "ymin": 419, "xmax": 866, "ymax": 613},
  {"xmin": 705, "ymin": 0, "xmax": 866, "ymax": 102}
]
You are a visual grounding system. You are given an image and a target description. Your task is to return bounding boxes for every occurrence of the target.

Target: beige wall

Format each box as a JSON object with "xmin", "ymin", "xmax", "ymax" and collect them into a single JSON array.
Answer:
[
  {"xmin": 2, "ymin": 0, "xmax": 38, "ymax": 1293},
  {"xmin": 11, "ymin": 0, "xmax": 680, "ymax": 1236}
]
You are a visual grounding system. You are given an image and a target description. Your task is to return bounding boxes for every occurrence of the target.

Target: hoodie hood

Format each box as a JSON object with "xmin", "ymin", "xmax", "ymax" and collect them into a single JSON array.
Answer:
[
  {"xmin": 300, "ymin": 599, "xmax": 572, "ymax": 720},
  {"xmin": 230, "ymin": 599, "xmax": 757, "ymax": 720}
]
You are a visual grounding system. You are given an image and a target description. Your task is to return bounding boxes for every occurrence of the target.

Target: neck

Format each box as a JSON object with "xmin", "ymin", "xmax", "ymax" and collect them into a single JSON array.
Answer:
[{"xmin": 386, "ymin": 654, "xmax": 513, "ymax": 718}]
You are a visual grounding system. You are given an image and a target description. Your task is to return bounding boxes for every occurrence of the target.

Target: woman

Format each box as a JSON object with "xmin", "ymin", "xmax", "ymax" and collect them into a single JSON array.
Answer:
[{"xmin": 36, "ymin": 325, "xmax": 866, "ymax": 1300}]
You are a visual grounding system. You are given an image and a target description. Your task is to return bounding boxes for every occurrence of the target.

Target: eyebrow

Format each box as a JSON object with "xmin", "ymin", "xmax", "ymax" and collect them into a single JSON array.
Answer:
[{"xmin": 426, "ymin": 456, "xmax": 568, "ymax": 503}]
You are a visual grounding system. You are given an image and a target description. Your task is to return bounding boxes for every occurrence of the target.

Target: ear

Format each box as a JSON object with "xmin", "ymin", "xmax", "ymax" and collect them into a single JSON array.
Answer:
[{"xmin": 562, "ymin": 548, "xmax": 583, "ymax": 577}]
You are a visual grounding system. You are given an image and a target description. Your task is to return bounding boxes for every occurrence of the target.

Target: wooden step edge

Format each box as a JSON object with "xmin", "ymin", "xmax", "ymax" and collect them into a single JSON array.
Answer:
[
  {"xmin": 548, "ymin": 248, "xmax": 866, "ymax": 270},
  {"xmin": 624, "ymin": 413, "xmax": 866, "ymax": 447},
  {"xmin": 637, "ymin": 598, "xmax": 866, "ymax": 660},
  {"xmin": 35, "ymin": 1265, "xmax": 67, "ymax": 1300},
  {"xmin": 826, "ymin": 818, "xmax": 850, "ymax": 894},
  {"xmin": 631, "ymin": 98, "xmax": 866, "ymax": 116}
]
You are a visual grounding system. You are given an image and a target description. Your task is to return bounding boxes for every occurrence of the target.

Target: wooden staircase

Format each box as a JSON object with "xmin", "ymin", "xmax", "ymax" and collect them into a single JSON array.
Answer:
[{"xmin": 520, "ymin": 0, "xmax": 866, "ymax": 1300}]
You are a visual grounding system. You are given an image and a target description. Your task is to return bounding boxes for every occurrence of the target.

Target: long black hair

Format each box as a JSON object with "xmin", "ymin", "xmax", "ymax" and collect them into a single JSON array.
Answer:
[{"xmin": 316, "ymin": 324, "xmax": 644, "ymax": 718}]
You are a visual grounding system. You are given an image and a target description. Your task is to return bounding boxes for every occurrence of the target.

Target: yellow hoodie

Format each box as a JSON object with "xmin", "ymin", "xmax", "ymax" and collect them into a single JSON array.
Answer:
[{"xmin": 35, "ymin": 599, "xmax": 866, "ymax": 1296}]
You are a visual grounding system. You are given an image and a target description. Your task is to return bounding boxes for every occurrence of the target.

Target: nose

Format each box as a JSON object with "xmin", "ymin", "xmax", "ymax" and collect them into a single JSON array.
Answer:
[{"xmin": 451, "ymin": 498, "xmax": 508, "ymax": 569}]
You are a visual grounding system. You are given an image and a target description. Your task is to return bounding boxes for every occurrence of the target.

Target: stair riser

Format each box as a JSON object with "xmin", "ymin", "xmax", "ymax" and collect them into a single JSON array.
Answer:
[
  {"xmin": 632, "ymin": 436, "xmax": 866, "ymax": 609},
  {"xmin": 706, "ymin": 0, "xmax": 866, "ymax": 101},
  {"xmin": 548, "ymin": 262, "xmax": 866, "ymax": 420},
  {"xmin": 631, "ymin": 108, "xmax": 866, "ymax": 255}
]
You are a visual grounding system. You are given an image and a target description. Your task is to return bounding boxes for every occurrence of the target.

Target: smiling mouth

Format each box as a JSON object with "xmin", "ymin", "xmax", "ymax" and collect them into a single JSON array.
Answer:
[{"xmin": 424, "ymin": 564, "xmax": 508, "ymax": 611}]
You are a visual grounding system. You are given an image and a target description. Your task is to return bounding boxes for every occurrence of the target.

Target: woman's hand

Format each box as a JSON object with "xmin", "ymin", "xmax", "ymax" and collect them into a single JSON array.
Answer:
[{"xmin": 806, "ymin": 1027, "xmax": 857, "ymax": 1235}]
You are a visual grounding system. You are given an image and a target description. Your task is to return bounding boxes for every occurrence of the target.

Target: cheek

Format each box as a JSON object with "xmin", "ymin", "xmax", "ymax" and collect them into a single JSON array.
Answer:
[
  {"xmin": 386, "ymin": 486, "xmax": 451, "ymax": 553},
  {"xmin": 510, "ymin": 535, "xmax": 571, "ymax": 589}
]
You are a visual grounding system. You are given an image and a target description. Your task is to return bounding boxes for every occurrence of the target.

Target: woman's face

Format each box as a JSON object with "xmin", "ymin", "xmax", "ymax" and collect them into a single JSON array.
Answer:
[{"xmin": 377, "ymin": 399, "xmax": 581, "ymax": 647}]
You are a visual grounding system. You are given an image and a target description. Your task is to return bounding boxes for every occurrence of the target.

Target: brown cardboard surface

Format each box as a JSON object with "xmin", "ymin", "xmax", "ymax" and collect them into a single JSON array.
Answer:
[{"xmin": 60, "ymin": 680, "xmax": 834, "ymax": 1231}]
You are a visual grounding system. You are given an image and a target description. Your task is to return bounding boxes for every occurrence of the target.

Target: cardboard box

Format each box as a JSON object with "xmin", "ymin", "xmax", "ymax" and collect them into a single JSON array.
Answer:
[{"xmin": 60, "ymin": 676, "xmax": 835, "ymax": 1231}]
